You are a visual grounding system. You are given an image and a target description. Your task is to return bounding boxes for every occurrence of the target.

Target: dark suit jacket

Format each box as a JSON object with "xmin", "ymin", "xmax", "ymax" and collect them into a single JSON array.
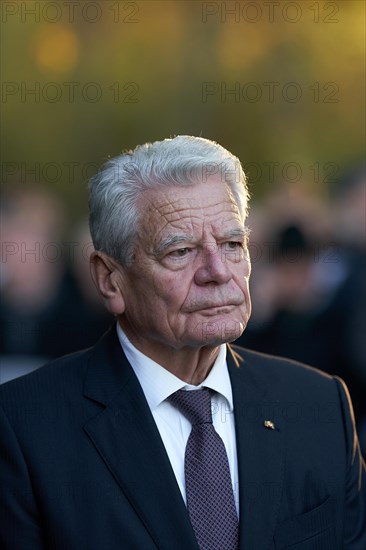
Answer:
[{"xmin": 0, "ymin": 327, "xmax": 365, "ymax": 549}]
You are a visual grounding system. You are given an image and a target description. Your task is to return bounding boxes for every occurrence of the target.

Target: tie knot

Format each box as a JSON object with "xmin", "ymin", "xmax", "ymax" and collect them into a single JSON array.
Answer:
[{"xmin": 169, "ymin": 388, "xmax": 212, "ymax": 425}]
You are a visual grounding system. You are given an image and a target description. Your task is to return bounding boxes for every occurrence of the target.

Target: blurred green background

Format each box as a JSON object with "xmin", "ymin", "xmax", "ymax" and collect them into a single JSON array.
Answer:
[{"xmin": 1, "ymin": 0, "xmax": 365, "ymax": 217}]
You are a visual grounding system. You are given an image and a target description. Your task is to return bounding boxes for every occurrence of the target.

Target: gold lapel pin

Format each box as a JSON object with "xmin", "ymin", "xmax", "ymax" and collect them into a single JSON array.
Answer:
[{"xmin": 264, "ymin": 420, "xmax": 275, "ymax": 430}]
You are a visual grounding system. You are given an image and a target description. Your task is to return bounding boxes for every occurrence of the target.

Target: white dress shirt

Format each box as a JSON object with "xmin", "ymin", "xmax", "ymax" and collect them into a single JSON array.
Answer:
[{"xmin": 116, "ymin": 324, "xmax": 239, "ymax": 514}]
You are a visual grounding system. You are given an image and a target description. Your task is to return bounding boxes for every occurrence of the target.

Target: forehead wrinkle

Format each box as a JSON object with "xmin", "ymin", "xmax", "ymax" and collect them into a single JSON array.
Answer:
[
  {"xmin": 163, "ymin": 200, "xmax": 239, "ymax": 231},
  {"xmin": 148, "ymin": 199, "xmax": 204, "ymax": 229},
  {"xmin": 140, "ymin": 208, "xmax": 200, "ymax": 255},
  {"xmin": 147, "ymin": 188, "xmax": 237, "ymax": 214},
  {"xmin": 145, "ymin": 198, "xmax": 200, "ymax": 226},
  {"xmin": 152, "ymin": 204, "xmax": 243, "ymax": 240},
  {"xmin": 153, "ymin": 213, "xmax": 200, "ymax": 247},
  {"xmin": 201, "ymin": 210, "xmax": 246, "ymax": 242},
  {"xmin": 143, "ymin": 184, "xmax": 241, "ymax": 219},
  {"xmin": 140, "ymin": 187, "xmax": 244, "ymax": 248},
  {"xmin": 145, "ymin": 192, "xmax": 200, "ymax": 214}
]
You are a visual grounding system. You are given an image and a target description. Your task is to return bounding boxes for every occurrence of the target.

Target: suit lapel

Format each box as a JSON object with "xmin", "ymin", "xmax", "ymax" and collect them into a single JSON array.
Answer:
[
  {"xmin": 228, "ymin": 345, "xmax": 285, "ymax": 549},
  {"xmin": 83, "ymin": 328, "xmax": 198, "ymax": 550}
]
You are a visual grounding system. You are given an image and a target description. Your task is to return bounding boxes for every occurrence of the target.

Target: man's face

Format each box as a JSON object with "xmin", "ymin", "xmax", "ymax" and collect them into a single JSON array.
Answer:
[{"xmin": 119, "ymin": 177, "xmax": 251, "ymax": 351}]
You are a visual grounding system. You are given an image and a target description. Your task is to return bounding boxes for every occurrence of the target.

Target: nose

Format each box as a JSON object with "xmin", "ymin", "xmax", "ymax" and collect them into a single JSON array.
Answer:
[{"xmin": 194, "ymin": 246, "xmax": 232, "ymax": 285}]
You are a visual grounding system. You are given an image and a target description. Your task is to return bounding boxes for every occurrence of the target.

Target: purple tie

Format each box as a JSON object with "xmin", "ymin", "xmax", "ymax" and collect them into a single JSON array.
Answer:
[{"xmin": 169, "ymin": 388, "xmax": 239, "ymax": 550}]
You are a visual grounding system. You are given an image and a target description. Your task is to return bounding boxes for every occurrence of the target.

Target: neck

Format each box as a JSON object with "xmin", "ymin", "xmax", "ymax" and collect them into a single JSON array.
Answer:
[{"xmin": 118, "ymin": 321, "xmax": 220, "ymax": 386}]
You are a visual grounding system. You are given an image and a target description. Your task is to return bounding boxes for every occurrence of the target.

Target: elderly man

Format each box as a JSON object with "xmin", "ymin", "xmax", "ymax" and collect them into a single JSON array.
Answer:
[{"xmin": 0, "ymin": 136, "xmax": 365, "ymax": 549}]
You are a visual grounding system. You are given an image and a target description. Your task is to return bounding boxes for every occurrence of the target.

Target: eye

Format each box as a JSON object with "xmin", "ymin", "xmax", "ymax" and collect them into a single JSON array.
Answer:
[
  {"xmin": 226, "ymin": 241, "xmax": 242, "ymax": 249},
  {"xmin": 169, "ymin": 247, "xmax": 190, "ymax": 257}
]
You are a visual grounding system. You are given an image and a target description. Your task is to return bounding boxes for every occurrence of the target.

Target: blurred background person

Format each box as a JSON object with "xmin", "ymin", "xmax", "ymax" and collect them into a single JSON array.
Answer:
[
  {"xmin": 328, "ymin": 165, "xmax": 366, "ymax": 454},
  {"xmin": 237, "ymin": 165, "xmax": 366, "ymax": 455},
  {"xmin": 0, "ymin": 187, "xmax": 111, "ymax": 383}
]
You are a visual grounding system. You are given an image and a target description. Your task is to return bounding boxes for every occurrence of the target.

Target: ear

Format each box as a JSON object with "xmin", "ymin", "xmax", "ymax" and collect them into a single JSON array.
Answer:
[{"xmin": 90, "ymin": 251, "xmax": 126, "ymax": 315}]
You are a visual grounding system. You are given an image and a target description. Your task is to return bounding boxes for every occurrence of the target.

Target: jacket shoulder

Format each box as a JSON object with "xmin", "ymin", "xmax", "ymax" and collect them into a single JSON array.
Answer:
[
  {"xmin": 0, "ymin": 347, "xmax": 92, "ymax": 409},
  {"xmin": 229, "ymin": 344, "xmax": 336, "ymax": 397}
]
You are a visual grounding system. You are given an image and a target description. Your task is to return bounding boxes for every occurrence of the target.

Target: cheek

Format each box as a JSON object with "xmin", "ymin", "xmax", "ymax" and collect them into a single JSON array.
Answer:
[
  {"xmin": 163, "ymin": 281, "xmax": 188, "ymax": 309},
  {"xmin": 151, "ymin": 269, "xmax": 190, "ymax": 305},
  {"xmin": 242, "ymin": 253, "xmax": 251, "ymax": 275},
  {"xmin": 243, "ymin": 259, "xmax": 252, "ymax": 287},
  {"xmin": 233, "ymin": 259, "xmax": 251, "ymax": 284}
]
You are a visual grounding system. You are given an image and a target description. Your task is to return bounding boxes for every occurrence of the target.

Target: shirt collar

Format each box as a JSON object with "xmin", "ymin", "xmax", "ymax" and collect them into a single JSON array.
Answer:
[{"xmin": 116, "ymin": 324, "xmax": 233, "ymax": 412}]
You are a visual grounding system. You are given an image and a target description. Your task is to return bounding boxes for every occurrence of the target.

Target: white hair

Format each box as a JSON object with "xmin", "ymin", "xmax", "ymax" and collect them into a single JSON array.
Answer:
[{"xmin": 88, "ymin": 135, "xmax": 249, "ymax": 265}]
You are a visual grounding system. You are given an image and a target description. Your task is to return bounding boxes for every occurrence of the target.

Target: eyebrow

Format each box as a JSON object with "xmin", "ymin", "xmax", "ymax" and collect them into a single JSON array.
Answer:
[
  {"xmin": 222, "ymin": 227, "xmax": 251, "ymax": 240},
  {"xmin": 154, "ymin": 233, "xmax": 194, "ymax": 256}
]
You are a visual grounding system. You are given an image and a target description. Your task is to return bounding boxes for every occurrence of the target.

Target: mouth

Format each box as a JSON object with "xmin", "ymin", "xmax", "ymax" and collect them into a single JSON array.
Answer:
[{"xmin": 193, "ymin": 304, "xmax": 240, "ymax": 315}]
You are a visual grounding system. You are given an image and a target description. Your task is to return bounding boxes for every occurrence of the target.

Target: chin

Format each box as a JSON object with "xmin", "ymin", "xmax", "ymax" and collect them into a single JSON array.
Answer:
[{"xmin": 190, "ymin": 318, "xmax": 246, "ymax": 347}]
